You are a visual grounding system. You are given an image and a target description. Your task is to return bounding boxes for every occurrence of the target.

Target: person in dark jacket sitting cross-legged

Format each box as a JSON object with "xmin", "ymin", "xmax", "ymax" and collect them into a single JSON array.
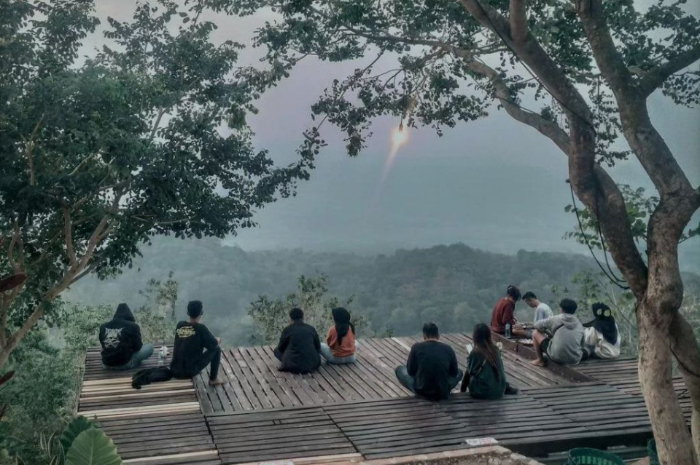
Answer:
[
  {"xmin": 274, "ymin": 308, "xmax": 321, "ymax": 374},
  {"xmin": 395, "ymin": 322, "xmax": 463, "ymax": 401},
  {"xmin": 99, "ymin": 303, "xmax": 154, "ymax": 370}
]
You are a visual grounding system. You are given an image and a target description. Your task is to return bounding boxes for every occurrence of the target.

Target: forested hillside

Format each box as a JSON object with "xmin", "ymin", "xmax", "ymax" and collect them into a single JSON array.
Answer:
[{"xmin": 65, "ymin": 238, "xmax": 682, "ymax": 345}]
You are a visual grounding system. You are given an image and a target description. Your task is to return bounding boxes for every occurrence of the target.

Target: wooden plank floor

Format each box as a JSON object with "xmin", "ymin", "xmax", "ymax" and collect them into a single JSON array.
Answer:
[
  {"xmin": 80, "ymin": 336, "xmax": 692, "ymax": 465},
  {"xmin": 208, "ymin": 406, "xmax": 361, "ymax": 464},
  {"xmin": 80, "ymin": 348, "xmax": 221, "ymax": 465},
  {"xmin": 197, "ymin": 333, "xmax": 575, "ymax": 414},
  {"xmin": 573, "ymin": 357, "xmax": 691, "ymax": 420},
  {"xmin": 207, "ymin": 383, "xmax": 663, "ymax": 464}
]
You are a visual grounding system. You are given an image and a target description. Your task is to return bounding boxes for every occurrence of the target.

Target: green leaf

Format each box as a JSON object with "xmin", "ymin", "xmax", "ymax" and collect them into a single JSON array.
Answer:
[
  {"xmin": 61, "ymin": 416, "xmax": 95, "ymax": 453},
  {"xmin": 65, "ymin": 428, "xmax": 122, "ymax": 465}
]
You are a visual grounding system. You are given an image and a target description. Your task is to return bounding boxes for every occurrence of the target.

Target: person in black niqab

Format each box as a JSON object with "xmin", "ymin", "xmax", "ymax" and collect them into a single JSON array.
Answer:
[
  {"xmin": 584, "ymin": 302, "xmax": 618, "ymax": 345},
  {"xmin": 582, "ymin": 302, "xmax": 621, "ymax": 360}
]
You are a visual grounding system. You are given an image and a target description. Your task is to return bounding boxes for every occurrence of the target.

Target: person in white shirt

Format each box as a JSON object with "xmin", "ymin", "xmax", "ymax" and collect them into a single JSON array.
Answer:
[
  {"xmin": 515, "ymin": 292, "xmax": 554, "ymax": 338},
  {"xmin": 582, "ymin": 302, "xmax": 621, "ymax": 360}
]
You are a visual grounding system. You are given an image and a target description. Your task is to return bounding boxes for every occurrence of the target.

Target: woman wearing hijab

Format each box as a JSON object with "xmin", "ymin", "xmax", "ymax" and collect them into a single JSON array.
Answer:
[
  {"xmin": 583, "ymin": 302, "xmax": 621, "ymax": 359},
  {"xmin": 320, "ymin": 307, "xmax": 359, "ymax": 364},
  {"xmin": 460, "ymin": 323, "xmax": 508, "ymax": 399}
]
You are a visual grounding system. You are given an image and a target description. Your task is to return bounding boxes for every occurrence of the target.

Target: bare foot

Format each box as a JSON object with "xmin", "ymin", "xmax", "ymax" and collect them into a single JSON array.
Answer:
[
  {"xmin": 209, "ymin": 378, "xmax": 226, "ymax": 386},
  {"xmin": 530, "ymin": 359, "xmax": 546, "ymax": 367}
]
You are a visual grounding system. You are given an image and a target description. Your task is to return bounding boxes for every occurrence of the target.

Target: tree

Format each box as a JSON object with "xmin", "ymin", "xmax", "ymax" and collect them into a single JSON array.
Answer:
[
  {"xmin": 211, "ymin": 0, "xmax": 700, "ymax": 462},
  {"xmin": 248, "ymin": 274, "xmax": 364, "ymax": 344},
  {"xmin": 0, "ymin": 0, "xmax": 316, "ymax": 369}
]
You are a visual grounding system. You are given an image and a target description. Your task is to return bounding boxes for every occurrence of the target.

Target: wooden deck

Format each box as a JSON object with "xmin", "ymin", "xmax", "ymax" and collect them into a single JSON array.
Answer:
[
  {"xmin": 77, "ymin": 334, "xmax": 692, "ymax": 465},
  {"xmin": 80, "ymin": 348, "xmax": 221, "ymax": 465},
  {"xmin": 195, "ymin": 333, "xmax": 574, "ymax": 414},
  {"xmin": 207, "ymin": 382, "xmax": 663, "ymax": 464}
]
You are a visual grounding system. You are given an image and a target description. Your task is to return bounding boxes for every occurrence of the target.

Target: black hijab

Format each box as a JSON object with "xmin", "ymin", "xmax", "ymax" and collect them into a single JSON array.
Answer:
[
  {"xmin": 332, "ymin": 307, "xmax": 354, "ymax": 345},
  {"xmin": 583, "ymin": 302, "xmax": 618, "ymax": 345}
]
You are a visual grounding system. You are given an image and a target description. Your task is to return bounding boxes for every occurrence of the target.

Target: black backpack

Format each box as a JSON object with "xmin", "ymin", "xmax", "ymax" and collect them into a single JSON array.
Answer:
[{"xmin": 131, "ymin": 367, "xmax": 173, "ymax": 389}]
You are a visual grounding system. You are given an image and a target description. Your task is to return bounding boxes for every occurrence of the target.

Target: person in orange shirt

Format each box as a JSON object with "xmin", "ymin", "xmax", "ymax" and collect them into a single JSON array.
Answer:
[{"xmin": 320, "ymin": 307, "xmax": 359, "ymax": 364}]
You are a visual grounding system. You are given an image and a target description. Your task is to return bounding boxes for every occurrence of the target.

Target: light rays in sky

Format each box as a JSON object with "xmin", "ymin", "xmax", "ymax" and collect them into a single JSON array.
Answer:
[
  {"xmin": 380, "ymin": 121, "xmax": 410, "ymax": 185},
  {"xmin": 371, "ymin": 121, "xmax": 410, "ymax": 210}
]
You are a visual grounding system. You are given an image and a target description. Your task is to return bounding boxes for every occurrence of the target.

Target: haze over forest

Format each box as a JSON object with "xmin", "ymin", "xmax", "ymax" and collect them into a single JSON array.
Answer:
[
  {"xmin": 67, "ymin": 239, "xmax": 700, "ymax": 346},
  {"xmin": 64, "ymin": 1, "xmax": 700, "ymax": 344}
]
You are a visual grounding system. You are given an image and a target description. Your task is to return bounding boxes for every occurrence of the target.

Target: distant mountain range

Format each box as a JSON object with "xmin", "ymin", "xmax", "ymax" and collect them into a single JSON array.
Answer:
[{"xmin": 66, "ymin": 238, "xmax": 700, "ymax": 345}]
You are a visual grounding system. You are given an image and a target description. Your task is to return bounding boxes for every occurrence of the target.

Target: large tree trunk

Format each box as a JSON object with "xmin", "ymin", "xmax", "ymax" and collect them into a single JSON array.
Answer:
[
  {"xmin": 670, "ymin": 301, "xmax": 700, "ymax": 458},
  {"xmin": 638, "ymin": 299, "xmax": 698, "ymax": 464}
]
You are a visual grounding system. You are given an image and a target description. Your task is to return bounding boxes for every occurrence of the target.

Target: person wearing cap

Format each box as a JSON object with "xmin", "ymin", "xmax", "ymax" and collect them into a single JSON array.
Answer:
[
  {"xmin": 274, "ymin": 307, "xmax": 322, "ymax": 374},
  {"xmin": 170, "ymin": 300, "xmax": 225, "ymax": 386},
  {"xmin": 99, "ymin": 303, "xmax": 154, "ymax": 370},
  {"xmin": 489, "ymin": 285, "xmax": 528, "ymax": 337},
  {"xmin": 582, "ymin": 302, "xmax": 621, "ymax": 359}
]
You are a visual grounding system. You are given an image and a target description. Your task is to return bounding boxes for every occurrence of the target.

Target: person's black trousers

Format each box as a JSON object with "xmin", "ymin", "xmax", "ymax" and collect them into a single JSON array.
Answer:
[{"xmin": 198, "ymin": 346, "xmax": 221, "ymax": 380}]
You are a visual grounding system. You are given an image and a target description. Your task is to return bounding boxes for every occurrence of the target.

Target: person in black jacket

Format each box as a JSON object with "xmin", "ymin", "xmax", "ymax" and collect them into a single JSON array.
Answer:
[
  {"xmin": 170, "ymin": 301, "xmax": 226, "ymax": 386},
  {"xmin": 99, "ymin": 303, "xmax": 153, "ymax": 370},
  {"xmin": 274, "ymin": 308, "xmax": 321, "ymax": 374},
  {"xmin": 395, "ymin": 322, "xmax": 463, "ymax": 401}
]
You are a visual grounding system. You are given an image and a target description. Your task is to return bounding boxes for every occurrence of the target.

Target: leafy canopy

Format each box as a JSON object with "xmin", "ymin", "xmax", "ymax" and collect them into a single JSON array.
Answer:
[
  {"xmin": 207, "ymin": 0, "xmax": 699, "ymax": 160},
  {"xmin": 0, "ymin": 0, "xmax": 316, "ymax": 335}
]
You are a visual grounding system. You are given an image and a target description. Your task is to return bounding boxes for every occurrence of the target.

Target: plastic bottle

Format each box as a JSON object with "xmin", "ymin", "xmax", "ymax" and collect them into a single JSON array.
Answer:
[
  {"xmin": 505, "ymin": 323, "xmax": 512, "ymax": 338},
  {"xmin": 158, "ymin": 341, "xmax": 168, "ymax": 366}
]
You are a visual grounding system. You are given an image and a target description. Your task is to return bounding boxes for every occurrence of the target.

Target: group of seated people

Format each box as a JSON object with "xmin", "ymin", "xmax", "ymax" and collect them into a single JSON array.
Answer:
[
  {"xmin": 99, "ymin": 301, "xmax": 226, "ymax": 385},
  {"xmin": 99, "ymin": 286, "xmax": 621, "ymax": 402},
  {"xmin": 98, "ymin": 301, "xmax": 359, "ymax": 385},
  {"xmin": 489, "ymin": 285, "xmax": 621, "ymax": 366}
]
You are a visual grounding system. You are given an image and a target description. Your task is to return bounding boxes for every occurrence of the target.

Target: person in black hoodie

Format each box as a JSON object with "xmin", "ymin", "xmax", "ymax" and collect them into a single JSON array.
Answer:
[
  {"xmin": 99, "ymin": 303, "xmax": 153, "ymax": 370},
  {"xmin": 274, "ymin": 308, "xmax": 321, "ymax": 374},
  {"xmin": 395, "ymin": 322, "xmax": 463, "ymax": 401},
  {"xmin": 170, "ymin": 301, "xmax": 226, "ymax": 386}
]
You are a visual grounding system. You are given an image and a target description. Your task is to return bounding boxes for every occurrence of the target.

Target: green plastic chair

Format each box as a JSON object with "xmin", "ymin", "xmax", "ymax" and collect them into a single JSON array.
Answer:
[
  {"xmin": 566, "ymin": 448, "xmax": 625, "ymax": 465},
  {"xmin": 648, "ymin": 439, "xmax": 660, "ymax": 465}
]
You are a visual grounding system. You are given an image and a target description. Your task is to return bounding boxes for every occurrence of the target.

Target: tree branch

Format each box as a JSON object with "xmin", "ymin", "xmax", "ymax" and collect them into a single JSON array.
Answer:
[
  {"xmin": 509, "ymin": 0, "xmax": 528, "ymax": 43},
  {"xmin": 62, "ymin": 205, "xmax": 78, "ymax": 268},
  {"xmin": 23, "ymin": 113, "xmax": 46, "ymax": 186},
  {"xmin": 465, "ymin": 58, "xmax": 571, "ymax": 154},
  {"xmin": 0, "ymin": 285, "xmax": 24, "ymax": 346},
  {"xmin": 576, "ymin": 0, "xmax": 699, "ymax": 208},
  {"xmin": 576, "ymin": 0, "xmax": 635, "ymax": 99},
  {"xmin": 150, "ymin": 108, "xmax": 167, "ymax": 142},
  {"xmin": 7, "ymin": 221, "xmax": 24, "ymax": 273},
  {"xmin": 6, "ymin": 193, "xmax": 125, "ymax": 351},
  {"xmin": 459, "ymin": 0, "xmax": 594, "ymax": 128},
  {"xmin": 639, "ymin": 44, "xmax": 700, "ymax": 97}
]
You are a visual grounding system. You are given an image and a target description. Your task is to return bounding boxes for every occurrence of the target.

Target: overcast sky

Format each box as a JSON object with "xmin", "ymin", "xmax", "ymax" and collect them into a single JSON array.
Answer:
[{"xmin": 92, "ymin": 2, "xmax": 700, "ymax": 267}]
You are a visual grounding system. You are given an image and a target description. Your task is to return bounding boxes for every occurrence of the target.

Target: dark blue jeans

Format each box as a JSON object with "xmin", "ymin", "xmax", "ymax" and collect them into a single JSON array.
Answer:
[
  {"xmin": 395, "ymin": 365, "xmax": 463, "ymax": 396},
  {"xmin": 103, "ymin": 344, "xmax": 154, "ymax": 371}
]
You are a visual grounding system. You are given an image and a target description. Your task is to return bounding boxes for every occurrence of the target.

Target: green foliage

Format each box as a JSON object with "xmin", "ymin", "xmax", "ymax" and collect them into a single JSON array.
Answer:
[
  {"xmin": 205, "ymin": 0, "xmax": 698, "ymax": 165},
  {"xmin": 0, "ymin": 331, "xmax": 77, "ymax": 464},
  {"xmin": 64, "ymin": 428, "xmax": 121, "ymax": 465},
  {"xmin": 135, "ymin": 273, "xmax": 179, "ymax": 344},
  {"xmin": 0, "ymin": 275, "xmax": 180, "ymax": 464},
  {"xmin": 248, "ymin": 275, "xmax": 368, "ymax": 344},
  {"xmin": 60, "ymin": 417, "xmax": 95, "ymax": 455},
  {"xmin": 0, "ymin": 0, "xmax": 316, "ymax": 360},
  {"xmin": 61, "ymin": 304, "xmax": 113, "ymax": 355}
]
